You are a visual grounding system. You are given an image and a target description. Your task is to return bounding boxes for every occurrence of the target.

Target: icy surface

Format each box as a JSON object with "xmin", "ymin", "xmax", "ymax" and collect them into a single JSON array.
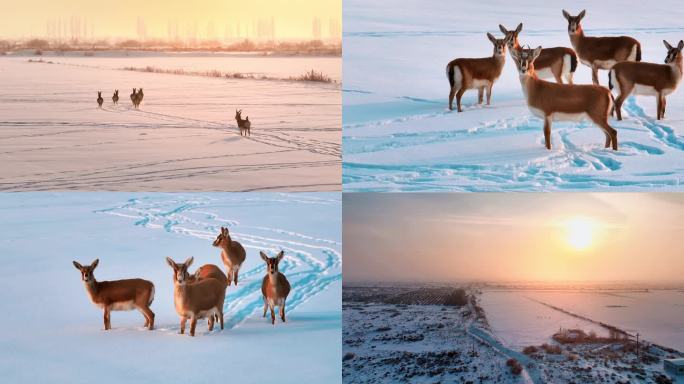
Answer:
[
  {"xmin": 0, "ymin": 192, "xmax": 341, "ymax": 383},
  {"xmin": 343, "ymin": 0, "xmax": 684, "ymax": 191},
  {"xmin": 0, "ymin": 55, "xmax": 341, "ymax": 191}
]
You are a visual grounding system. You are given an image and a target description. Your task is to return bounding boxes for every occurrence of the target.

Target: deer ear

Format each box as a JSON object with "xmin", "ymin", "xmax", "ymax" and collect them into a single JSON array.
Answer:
[
  {"xmin": 91, "ymin": 259, "xmax": 99, "ymax": 269},
  {"xmin": 578, "ymin": 10, "xmax": 586, "ymax": 20},
  {"xmin": 562, "ymin": 10, "xmax": 571, "ymax": 20},
  {"xmin": 185, "ymin": 256, "xmax": 194, "ymax": 267},
  {"xmin": 487, "ymin": 32, "xmax": 496, "ymax": 44},
  {"xmin": 260, "ymin": 251, "xmax": 268, "ymax": 261},
  {"xmin": 499, "ymin": 24, "xmax": 508, "ymax": 34},
  {"xmin": 73, "ymin": 261, "xmax": 83, "ymax": 270},
  {"xmin": 533, "ymin": 46, "xmax": 543, "ymax": 61},
  {"xmin": 276, "ymin": 250, "xmax": 285, "ymax": 261},
  {"xmin": 516, "ymin": 23, "xmax": 523, "ymax": 34},
  {"xmin": 166, "ymin": 257, "xmax": 175, "ymax": 268},
  {"xmin": 678, "ymin": 40, "xmax": 684, "ymax": 51},
  {"xmin": 664, "ymin": 40, "xmax": 673, "ymax": 50}
]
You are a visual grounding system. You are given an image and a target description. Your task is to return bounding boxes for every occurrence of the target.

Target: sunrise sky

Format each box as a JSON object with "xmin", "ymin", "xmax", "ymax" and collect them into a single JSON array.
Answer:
[
  {"xmin": 0, "ymin": 0, "xmax": 341, "ymax": 40},
  {"xmin": 343, "ymin": 193, "xmax": 683, "ymax": 284}
]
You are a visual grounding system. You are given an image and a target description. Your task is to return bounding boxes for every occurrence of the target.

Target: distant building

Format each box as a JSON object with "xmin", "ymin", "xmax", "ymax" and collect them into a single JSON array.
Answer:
[{"xmin": 664, "ymin": 358, "xmax": 684, "ymax": 375}]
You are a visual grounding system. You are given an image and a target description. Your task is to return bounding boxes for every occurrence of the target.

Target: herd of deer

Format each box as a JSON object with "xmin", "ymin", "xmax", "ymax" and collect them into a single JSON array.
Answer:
[
  {"xmin": 446, "ymin": 9, "xmax": 683, "ymax": 150},
  {"xmin": 97, "ymin": 88, "xmax": 144, "ymax": 109},
  {"xmin": 72, "ymin": 227, "xmax": 291, "ymax": 337}
]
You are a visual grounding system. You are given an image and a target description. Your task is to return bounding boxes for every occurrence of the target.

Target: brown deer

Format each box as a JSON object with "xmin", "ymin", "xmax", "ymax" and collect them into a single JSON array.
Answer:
[
  {"xmin": 260, "ymin": 251, "xmax": 291, "ymax": 325},
  {"xmin": 446, "ymin": 33, "xmax": 511, "ymax": 112},
  {"xmin": 563, "ymin": 9, "xmax": 641, "ymax": 85},
  {"xmin": 212, "ymin": 226, "xmax": 246, "ymax": 286},
  {"xmin": 500, "ymin": 23, "xmax": 577, "ymax": 84},
  {"xmin": 166, "ymin": 257, "xmax": 226, "ymax": 337},
  {"xmin": 72, "ymin": 259, "xmax": 155, "ymax": 330},
  {"xmin": 96, "ymin": 91, "xmax": 103, "ymax": 108},
  {"xmin": 610, "ymin": 40, "xmax": 683, "ymax": 120},
  {"xmin": 135, "ymin": 88, "xmax": 144, "ymax": 108},
  {"xmin": 512, "ymin": 46, "xmax": 617, "ymax": 150},
  {"xmin": 112, "ymin": 90, "xmax": 119, "ymax": 105},
  {"xmin": 130, "ymin": 88, "xmax": 137, "ymax": 107},
  {"xmin": 187, "ymin": 264, "xmax": 228, "ymax": 326},
  {"xmin": 235, "ymin": 109, "xmax": 251, "ymax": 136}
]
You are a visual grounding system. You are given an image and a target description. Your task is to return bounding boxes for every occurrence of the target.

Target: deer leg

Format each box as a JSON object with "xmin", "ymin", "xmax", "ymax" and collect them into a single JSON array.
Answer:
[
  {"xmin": 486, "ymin": 85, "xmax": 492, "ymax": 105},
  {"xmin": 477, "ymin": 87, "xmax": 484, "ymax": 105},
  {"xmin": 593, "ymin": 117, "xmax": 618, "ymax": 150},
  {"xmin": 218, "ymin": 308, "xmax": 224, "ymax": 330},
  {"xmin": 657, "ymin": 94, "xmax": 662, "ymax": 120},
  {"xmin": 180, "ymin": 316, "xmax": 187, "ymax": 334},
  {"xmin": 553, "ymin": 72, "xmax": 564, "ymax": 85},
  {"xmin": 614, "ymin": 92, "xmax": 628, "ymax": 121},
  {"xmin": 591, "ymin": 64, "xmax": 599, "ymax": 85},
  {"xmin": 103, "ymin": 308, "xmax": 110, "ymax": 330},
  {"xmin": 263, "ymin": 296, "xmax": 268, "ymax": 317},
  {"xmin": 139, "ymin": 306, "xmax": 155, "ymax": 330},
  {"xmin": 448, "ymin": 87, "xmax": 456, "ymax": 111},
  {"xmin": 208, "ymin": 313, "xmax": 215, "ymax": 331},
  {"xmin": 226, "ymin": 268, "xmax": 233, "ymax": 286},
  {"xmin": 566, "ymin": 72, "xmax": 574, "ymax": 85},
  {"xmin": 270, "ymin": 303, "xmax": 276, "ymax": 325},
  {"xmin": 662, "ymin": 96, "xmax": 667, "ymax": 119},
  {"xmin": 233, "ymin": 266, "xmax": 239, "ymax": 285},
  {"xmin": 543, "ymin": 116, "xmax": 552, "ymax": 150},
  {"xmin": 280, "ymin": 299, "xmax": 286, "ymax": 323},
  {"xmin": 190, "ymin": 316, "xmax": 197, "ymax": 337},
  {"xmin": 456, "ymin": 88, "xmax": 466, "ymax": 113}
]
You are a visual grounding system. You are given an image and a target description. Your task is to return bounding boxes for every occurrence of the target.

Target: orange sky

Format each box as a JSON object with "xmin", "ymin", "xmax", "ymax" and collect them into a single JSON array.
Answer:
[
  {"xmin": 0, "ymin": 0, "xmax": 341, "ymax": 40},
  {"xmin": 343, "ymin": 193, "xmax": 683, "ymax": 284}
]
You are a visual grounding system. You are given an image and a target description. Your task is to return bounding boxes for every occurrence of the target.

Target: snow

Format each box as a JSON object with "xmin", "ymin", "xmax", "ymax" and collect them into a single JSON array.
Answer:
[
  {"xmin": 0, "ymin": 54, "xmax": 341, "ymax": 191},
  {"xmin": 342, "ymin": 0, "xmax": 684, "ymax": 191},
  {"xmin": 0, "ymin": 192, "xmax": 341, "ymax": 383}
]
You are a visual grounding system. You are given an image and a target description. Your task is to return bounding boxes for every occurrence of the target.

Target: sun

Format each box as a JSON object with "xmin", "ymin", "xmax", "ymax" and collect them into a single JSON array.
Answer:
[{"xmin": 565, "ymin": 217, "xmax": 594, "ymax": 250}]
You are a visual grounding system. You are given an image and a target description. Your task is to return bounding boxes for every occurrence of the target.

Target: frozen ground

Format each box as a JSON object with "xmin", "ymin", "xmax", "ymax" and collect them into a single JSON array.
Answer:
[
  {"xmin": 0, "ymin": 54, "xmax": 340, "ymax": 191},
  {"xmin": 343, "ymin": 0, "xmax": 684, "ymax": 191},
  {"xmin": 343, "ymin": 284, "xmax": 684, "ymax": 384},
  {"xmin": 0, "ymin": 193, "xmax": 341, "ymax": 383}
]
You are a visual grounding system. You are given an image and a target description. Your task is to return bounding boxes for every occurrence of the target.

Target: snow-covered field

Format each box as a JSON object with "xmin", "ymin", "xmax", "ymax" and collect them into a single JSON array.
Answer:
[
  {"xmin": 0, "ymin": 192, "xmax": 341, "ymax": 383},
  {"xmin": 343, "ymin": 0, "xmax": 684, "ymax": 191},
  {"xmin": 483, "ymin": 289, "xmax": 684, "ymax": 352},
  {"xmin": 0, "ymin": 54, "xmax": 341, "ymax": 191}
]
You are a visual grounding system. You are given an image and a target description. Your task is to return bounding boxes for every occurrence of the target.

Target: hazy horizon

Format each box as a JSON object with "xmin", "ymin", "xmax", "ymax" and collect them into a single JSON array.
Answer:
[
  {"xmin": 0, "ymin": 0, "xmax": 341, "ymax": 40},
  {"xmin": 343, "ymin": 193, "xmax": 684, "ymax": 284}
]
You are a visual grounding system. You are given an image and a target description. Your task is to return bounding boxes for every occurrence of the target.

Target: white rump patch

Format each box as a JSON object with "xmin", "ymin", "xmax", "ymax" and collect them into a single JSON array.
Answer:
[
  {"xmin": 562, "ymin": 54, "xmax": 573, "ymax": 75},
  {"xmin": 451, "ymin": 66, "xmax": 462, "ymax": 89}
]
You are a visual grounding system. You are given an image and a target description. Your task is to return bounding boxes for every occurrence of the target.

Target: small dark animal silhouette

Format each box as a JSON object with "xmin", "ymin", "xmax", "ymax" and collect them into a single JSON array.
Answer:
[
  {"xmin": 97, "ymin": 91, "xmax": 103, "ymax": 108},
  {"xmin": 112, "ymin": 90, "xmax": 119, "ymax": 105},
  {"xmin": 235, "ymin": 109, "xmax": 251, "ymax": 136},
  {"xmin": 134, "ymin": 88, "xmax": 144, "ymax": 108},
  {"xmin": 130, "ymin": 88, "xmax": 137, "ymax": 107}
]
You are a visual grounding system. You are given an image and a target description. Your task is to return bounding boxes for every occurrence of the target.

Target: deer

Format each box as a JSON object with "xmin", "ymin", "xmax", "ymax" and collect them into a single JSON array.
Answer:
[
  {"xmin": 187, "ymin": 264, "xmax": 228, "ymax": 326},
  {"xmin": 260, "ymin": 251, "xmax": 291, "ymax": 325},
  {"xmin": 446, "ymin": 33, "xmax": 511, "ymax": 112},
  {"xmin": 563, "ymin": 9, "xmax": 641, "ymax": 85},
  {"xmin": 511, "ymin": 46, "xmax": 617, "ymax": 150},
  {"xmin": 130, "ymin": 88, "xmax": 137, "ymax": 107},
  {"xmin": 500, "ymin": 23, "xmax": 577, "ymax": 85},
  {"xmin": 72, "ymin": 259, "xmax": 155, "ymax": 331},
  {"xmin": 212, "ymin": 226, "xmax": 246, "ymax": 286},
  {"xmin": 112, "ymin": 90, "xmax": 119, "ymax": 105},
  {"xmin": 235, "ymin": 109, "xmax": 251, "ymax": 136},
  {"xmin": 166, "ymin": 257, "xmax": 226, "ymax": 337},
  {"xmin": 135, "ymin": 88, "xmax": 144, "ymax": 108},
  {"xmin": 96, "ymin": 91, "xmax": 103, "ymax": 108},
  {"xmin": 609, "ymin": 40, "xmax": 683, "ymax": 121}
]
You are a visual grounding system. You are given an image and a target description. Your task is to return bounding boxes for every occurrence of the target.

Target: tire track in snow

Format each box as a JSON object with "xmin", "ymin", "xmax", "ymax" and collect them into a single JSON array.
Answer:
[{"xmin": 95, "ymin": 195, "xmax": 341, "ymax": 330}]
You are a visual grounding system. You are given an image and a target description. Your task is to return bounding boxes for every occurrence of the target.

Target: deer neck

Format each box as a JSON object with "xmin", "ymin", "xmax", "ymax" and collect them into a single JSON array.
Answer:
[
  {"xmin": 84, "ymin": 280, "xmax": 101, "ymax": 302},
  {"xmin": 519, "ymin": 70, "xmax": 539, "ymax": 100},
  {"xmin": 672, "ymin": 56, "xmax": 683, "ymax": 80},
  {"xmin": 569, "ymin": 28, "xmax": 584, "ymax": 51},
  {"xmin": 268, "ymin": 272, "xmax": 279, "ymax": 286}
]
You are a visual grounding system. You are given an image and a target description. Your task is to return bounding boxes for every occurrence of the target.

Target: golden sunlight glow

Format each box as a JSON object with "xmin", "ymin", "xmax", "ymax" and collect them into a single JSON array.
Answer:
[{"xmin": 565, "ymin": 217, "xmax": 594, "ymax": 251}]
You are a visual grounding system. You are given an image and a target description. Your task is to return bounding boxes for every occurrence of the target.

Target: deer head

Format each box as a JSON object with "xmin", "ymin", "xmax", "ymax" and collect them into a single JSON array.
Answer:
[
  {"xmin": 487, "ymin": 32, "xmax": 511, "ymax": 57},
  {"xmin": 212, "ymin": 227, "xmax": 232, "ymax": 248},
  {"xmin": 663, "ymin": 40, "xmax": 684, "ymax": 64},
  {"xmin": 260, "ymin": 250, "xmax": 284, "ymax": 276},
  {"xmin": 499, "ymin": 23, "xmax": 523, "ymax": 51},
  {"xmin": 511, "ymin": 46, "xmax": 543, "ymax": 76},
  {"xmin": 562, "ymin": 9, "xmax": 586, "ymax": 35},
  {"xmin": 73, "ymin": 259, "xmax": 99, "ymax": 284},
  {"xmin": 166, "ymin": 256, "xmax": 194, "ymax": 284}
]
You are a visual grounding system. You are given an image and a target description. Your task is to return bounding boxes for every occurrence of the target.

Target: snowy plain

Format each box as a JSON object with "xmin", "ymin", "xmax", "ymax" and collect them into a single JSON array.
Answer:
[
  {"xmin": 343, "ymin": 0, "xmax": 684, "ymax": 191},
  {"xmin": 0, "ymin": 193, "xmax": 341, "ymax": 383},
  {"xmin": 0, "ymin": 53, "xmax": 341, "ymax": 191}
]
